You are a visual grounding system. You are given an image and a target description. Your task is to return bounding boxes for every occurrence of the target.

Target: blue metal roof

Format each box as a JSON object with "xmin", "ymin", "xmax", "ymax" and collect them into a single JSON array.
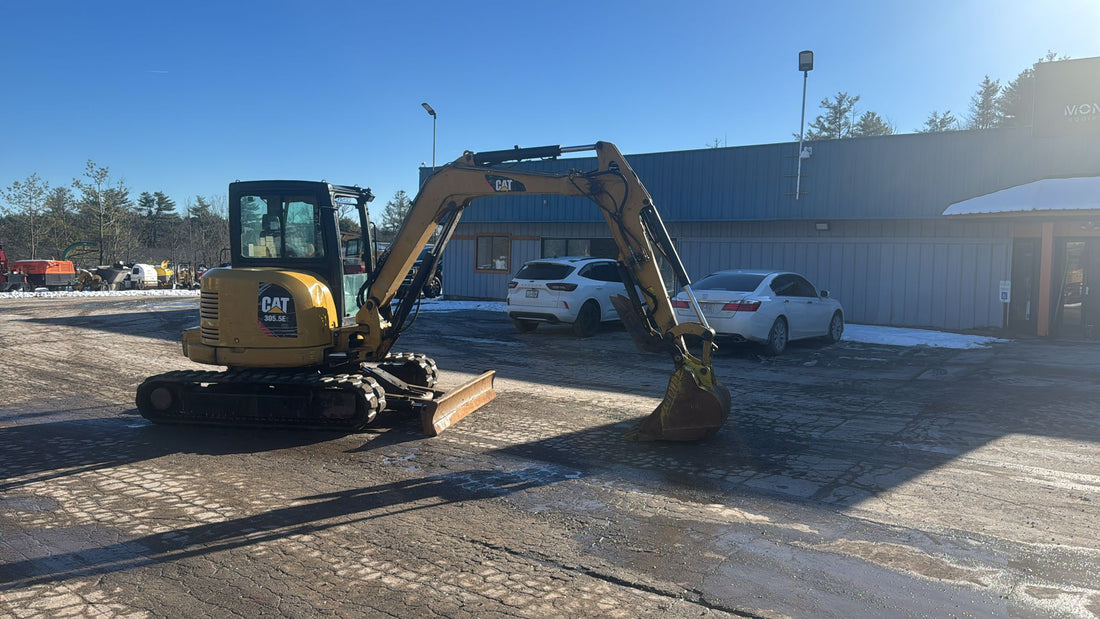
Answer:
[{"xmin": 420, "ymin": 128, "xmax": 1098, "ymax": 223}]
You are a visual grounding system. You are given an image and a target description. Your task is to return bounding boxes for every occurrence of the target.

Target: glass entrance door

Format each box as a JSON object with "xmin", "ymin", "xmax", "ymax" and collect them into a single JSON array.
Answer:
[
  {"xmin": 1054, "ymin": 240, "xmax": 1100, "ymax": 339},
  {"xmin": 1057, "ymin": 241, "xmax": 1085, "ymax": 338}
]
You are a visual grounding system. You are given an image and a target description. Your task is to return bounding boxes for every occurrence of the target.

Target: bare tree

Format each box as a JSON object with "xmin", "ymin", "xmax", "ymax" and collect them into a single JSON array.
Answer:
[
  {"xmin": 72, "ymin": 161, "xmax": 134, "ymax": 264},
  {"xmin": 2, "ymin": 173, "xmax": 50, "ymax": 258}
]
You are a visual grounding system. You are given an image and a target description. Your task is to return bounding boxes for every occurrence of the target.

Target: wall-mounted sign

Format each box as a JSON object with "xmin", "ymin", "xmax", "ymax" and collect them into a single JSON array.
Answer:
[{"xmin": 1035, "ymin": 57, "xmax": 1100, "ymax": 138}]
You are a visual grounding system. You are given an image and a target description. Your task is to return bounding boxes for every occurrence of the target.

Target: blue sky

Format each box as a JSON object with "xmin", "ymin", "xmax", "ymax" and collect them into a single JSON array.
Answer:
[{"xmin": 2, "ymin": 1, "xmax": 1097, "ymax": 222}]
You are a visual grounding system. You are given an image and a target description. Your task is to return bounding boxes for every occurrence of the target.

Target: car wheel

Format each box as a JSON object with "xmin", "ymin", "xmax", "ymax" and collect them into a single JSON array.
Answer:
[
  {"xmin": 825, "ymin": 311, "xmax": 844, "ymax": 344},
  {"xmin": 572, "ymin": 300, "xmax": 601, "ymax": 337},
  {"xmin": 764, "ymin": 317, "xmax": 788, "ymax": 356},
  {"xmin": 512, "ymin": 318, "xmax": 538, "ymax": 333},
  {"xmin": 424, "ymin": 276, "xmax": 442, "ymax": 299}
]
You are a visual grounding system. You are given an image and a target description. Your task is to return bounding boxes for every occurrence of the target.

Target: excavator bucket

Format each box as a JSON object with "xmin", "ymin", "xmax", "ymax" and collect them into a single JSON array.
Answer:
[
  {"xmin": 419, "ymin": 370, "xmax": 497, "ymax": 436},
  {"xmin": 628, "ymin": 361, "xmax": 731, "ymax": 441},
  {"xmin": 609, "ymin": 294, "xmax": 731, "ymax": 441}
]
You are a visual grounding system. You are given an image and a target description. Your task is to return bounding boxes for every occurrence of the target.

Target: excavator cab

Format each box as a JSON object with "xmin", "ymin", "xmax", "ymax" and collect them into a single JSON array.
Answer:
[{"xmin": 230, "ymin": 181, "xmax": 374, "ymax": 321}]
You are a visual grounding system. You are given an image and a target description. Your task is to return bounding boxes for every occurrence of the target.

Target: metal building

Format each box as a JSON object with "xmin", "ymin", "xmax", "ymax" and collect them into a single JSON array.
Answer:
[{"xmin": 429, "ymin": 57, "xmax": 1100, "ymax": 337}]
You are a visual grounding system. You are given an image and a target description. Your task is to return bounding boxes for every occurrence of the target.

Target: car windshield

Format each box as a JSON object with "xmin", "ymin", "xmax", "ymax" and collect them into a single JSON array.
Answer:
[
  {"xmin": 515, "ymin": 263, "xmax": 575, "ymax": 280},
  {"xmin": 694, "ymin": 272, "xmax": 766, "ymax": 292}
]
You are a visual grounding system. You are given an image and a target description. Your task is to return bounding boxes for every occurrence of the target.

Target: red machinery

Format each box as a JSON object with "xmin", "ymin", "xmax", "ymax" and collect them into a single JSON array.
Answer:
[{"xmin": 4, "ymin": 258, "xmax": 77, "ymax": 291}]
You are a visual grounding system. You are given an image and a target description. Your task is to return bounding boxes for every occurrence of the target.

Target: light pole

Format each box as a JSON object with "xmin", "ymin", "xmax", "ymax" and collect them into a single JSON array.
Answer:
[
  {"xmin": 421, "ymin": 102, "xmax": 437, "ymax": 167},
  {"xmin": 796, "ymin": 50, "xmax": 813, "ymax": 201}
]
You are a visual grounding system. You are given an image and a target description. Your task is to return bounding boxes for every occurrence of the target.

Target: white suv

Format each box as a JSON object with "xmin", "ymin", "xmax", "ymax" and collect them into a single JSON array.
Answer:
[{"xmin": 506, "ymin": 257, "xmax": 628, "ymax": 337}]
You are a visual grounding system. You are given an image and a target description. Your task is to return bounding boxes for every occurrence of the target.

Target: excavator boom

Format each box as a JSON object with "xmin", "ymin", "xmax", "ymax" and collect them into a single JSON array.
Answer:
[{"xmin": 348, "ymin": 141, "xmax": 731, "ymax": 440}]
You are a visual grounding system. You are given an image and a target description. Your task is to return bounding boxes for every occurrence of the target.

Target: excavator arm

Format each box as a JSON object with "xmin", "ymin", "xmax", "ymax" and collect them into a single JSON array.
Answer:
[{"xmin": 346, "ymin": 141, "xmax": 731, "ymax": 441}]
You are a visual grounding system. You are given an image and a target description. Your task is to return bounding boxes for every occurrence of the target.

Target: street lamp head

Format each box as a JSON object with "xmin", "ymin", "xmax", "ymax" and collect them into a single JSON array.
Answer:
[
  {"xmin": 421, "ymin": 102, "xmax": 436, "ymax": 117},
  {"xmin": 798, "ymin": 50, "xmax": 814, "ymax": 72}
]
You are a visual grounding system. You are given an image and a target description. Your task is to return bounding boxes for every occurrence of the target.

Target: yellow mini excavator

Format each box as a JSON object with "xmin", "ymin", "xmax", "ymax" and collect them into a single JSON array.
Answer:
[{"xmin": 136, "ymin": 141, "xmax": 731, "ymax": 441}]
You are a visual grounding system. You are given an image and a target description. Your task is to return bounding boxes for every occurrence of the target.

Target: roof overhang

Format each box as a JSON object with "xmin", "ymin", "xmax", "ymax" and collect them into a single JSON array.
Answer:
[{"xmin": 944, "ymin": 176, "xmax": 1100, "ymax": 218}]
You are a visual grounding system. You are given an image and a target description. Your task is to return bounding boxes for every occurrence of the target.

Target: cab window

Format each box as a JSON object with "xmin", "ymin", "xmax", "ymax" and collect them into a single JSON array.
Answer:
[{"xmin": 239, "ymin": 194, "xmax": 325, "ymax": 259}]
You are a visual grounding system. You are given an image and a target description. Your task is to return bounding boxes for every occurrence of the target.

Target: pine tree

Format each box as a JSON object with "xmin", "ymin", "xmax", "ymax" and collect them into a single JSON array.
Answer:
[
  {"xmin": 43, "ymin": 186, "xmax": 78, "ymax": 258},
  {"xmin": 852, "ymin": 111, "xmax": 895, "ymax": 137},
  {"xmin": 966, "ymin": 76, "xmax": 1001, "ymax": 130},
  {"xmin": 138, "ymin": 192, "xmax": 156, "ymax": 245},
  {"xmin": 380, "ymin": 190, "xmax": 412, "ymax": 239},
  {"xmin": 805, "ymin": 92, "xmax": 861, "ymax": 140},
  {"xmin": 996, "ymin": 51, "xmax": 1067, "ymax": 127},
  {"xmin": 917, "ymin": 110, "xmax": 958, "ymax": 133},
  {"xmin": 151, "ymin": 191, "xmax": 176, "ymax": 247},
  {"xmin": 186, "ymin": 195, "xmax": 229, "ymax": 266}
]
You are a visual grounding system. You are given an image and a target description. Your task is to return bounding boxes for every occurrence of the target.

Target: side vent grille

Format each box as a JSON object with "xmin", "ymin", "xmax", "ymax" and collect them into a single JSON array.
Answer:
[{"xmin": 200, "ymin": 291, "xmax": 220, "ymax": 341}]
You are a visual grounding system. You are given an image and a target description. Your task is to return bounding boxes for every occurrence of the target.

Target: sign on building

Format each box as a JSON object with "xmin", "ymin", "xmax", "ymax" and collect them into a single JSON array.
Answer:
[{"xmin": 1035, "ymin": 56, "xmax": 1100, "ymax": 138}]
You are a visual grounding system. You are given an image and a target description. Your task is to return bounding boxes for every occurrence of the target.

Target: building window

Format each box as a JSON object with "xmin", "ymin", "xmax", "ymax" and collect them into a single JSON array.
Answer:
[
  {"xmin": 541, "ymin": 238, "xmax": 618, "ymax": 259},
  {"xmin": 476, "ymin": 235, "xmax": 510, "ymax": 271}
]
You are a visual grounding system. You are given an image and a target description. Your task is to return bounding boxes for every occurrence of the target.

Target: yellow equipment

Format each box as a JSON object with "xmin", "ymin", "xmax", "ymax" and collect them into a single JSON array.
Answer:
[
  {"xmin": 154, "ymin": 260, "xmax": 175, "ymax": 287},
  {"xmin": 136, "ymin": 142, "xmax": 730, "ymax": 440}
]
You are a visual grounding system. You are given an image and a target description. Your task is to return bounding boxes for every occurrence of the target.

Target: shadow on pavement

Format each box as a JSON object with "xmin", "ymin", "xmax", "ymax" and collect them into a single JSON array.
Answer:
[
  {"xmin": 25, "ymin": 307, "xmax": 197, "ymax": 342},
  {"xmin": 0, "ymin": 415, "xmax": 575, "ymax": 589},
  {"xmin": 0, "ymin": 464, "xmax": 567, "ymax": 589}
]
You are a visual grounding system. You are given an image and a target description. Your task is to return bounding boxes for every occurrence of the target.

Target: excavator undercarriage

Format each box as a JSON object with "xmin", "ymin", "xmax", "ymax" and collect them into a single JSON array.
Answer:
[{"xmin": 137, "ymin": 353, "xmax": 496, "ymax": 435}]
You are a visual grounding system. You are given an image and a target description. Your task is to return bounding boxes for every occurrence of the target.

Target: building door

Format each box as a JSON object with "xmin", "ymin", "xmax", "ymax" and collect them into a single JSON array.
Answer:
[
  {"xmin": 1053, "ymin": 239, "xmax": 1100, "ymax": 339},
  {"xmin": 1009, "ymin": 238, "xmax": 1039, "ymax": 334}
]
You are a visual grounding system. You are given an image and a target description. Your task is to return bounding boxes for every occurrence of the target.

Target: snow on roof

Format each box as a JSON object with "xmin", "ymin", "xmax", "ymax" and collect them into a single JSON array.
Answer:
[{"xmin": 944, "ymin": 176, "xmax": 1100, "ymax": 216}]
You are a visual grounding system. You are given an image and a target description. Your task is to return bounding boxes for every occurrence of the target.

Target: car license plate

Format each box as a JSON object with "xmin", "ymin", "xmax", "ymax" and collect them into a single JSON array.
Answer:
[{"xmin": 525, "ymin": 289, "xmax": 539, "ymax": 298}]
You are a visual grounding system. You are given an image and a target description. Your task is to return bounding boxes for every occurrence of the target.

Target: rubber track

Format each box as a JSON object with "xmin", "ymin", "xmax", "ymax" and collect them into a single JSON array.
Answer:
[
  {"xmin": 136, "ymin": 368, "xmax": 387, "ymax": 431},
  {"xmin": 377, "ymin": 352, "xmax": 439, "ymax": 388}
]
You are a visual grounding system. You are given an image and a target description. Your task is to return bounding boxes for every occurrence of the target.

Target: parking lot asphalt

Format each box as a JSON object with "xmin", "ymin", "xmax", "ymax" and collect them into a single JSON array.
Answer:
[{"xmin": 1, "ymin": 296, "xmax": 1098, "ymax": 617}]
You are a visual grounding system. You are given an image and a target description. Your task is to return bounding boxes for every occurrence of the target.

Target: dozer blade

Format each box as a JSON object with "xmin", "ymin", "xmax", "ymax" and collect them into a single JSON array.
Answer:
[
  {"xmin": 628, "ymin": 363, "xmax": 732, "ymax": 442},
  {"xmin": 419, "ymin": 370, "xmax": 497, "ymax": 436}
]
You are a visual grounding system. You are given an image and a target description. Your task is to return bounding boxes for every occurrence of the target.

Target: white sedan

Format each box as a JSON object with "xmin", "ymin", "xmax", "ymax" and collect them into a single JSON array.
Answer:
[{"xmin": 672, "ymin": 269, "xmax": 843, "ymax": 355}]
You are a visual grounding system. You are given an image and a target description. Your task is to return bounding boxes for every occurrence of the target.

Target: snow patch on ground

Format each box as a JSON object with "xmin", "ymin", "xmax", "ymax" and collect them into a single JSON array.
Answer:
[
  {"xmin": 413, "ymin": 299, "xmax": 508, "ymax": 314},
  {"xmin": 0, "ymin": 289, "xmax": 201, "ymax": 299},
  {"xmin": 842, "ymin": 324, "xmax": 1008, "ymax": 350},
  {"xmin": 0, "ymin": 293, "xmax": 1008, "ymax": 349}
]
